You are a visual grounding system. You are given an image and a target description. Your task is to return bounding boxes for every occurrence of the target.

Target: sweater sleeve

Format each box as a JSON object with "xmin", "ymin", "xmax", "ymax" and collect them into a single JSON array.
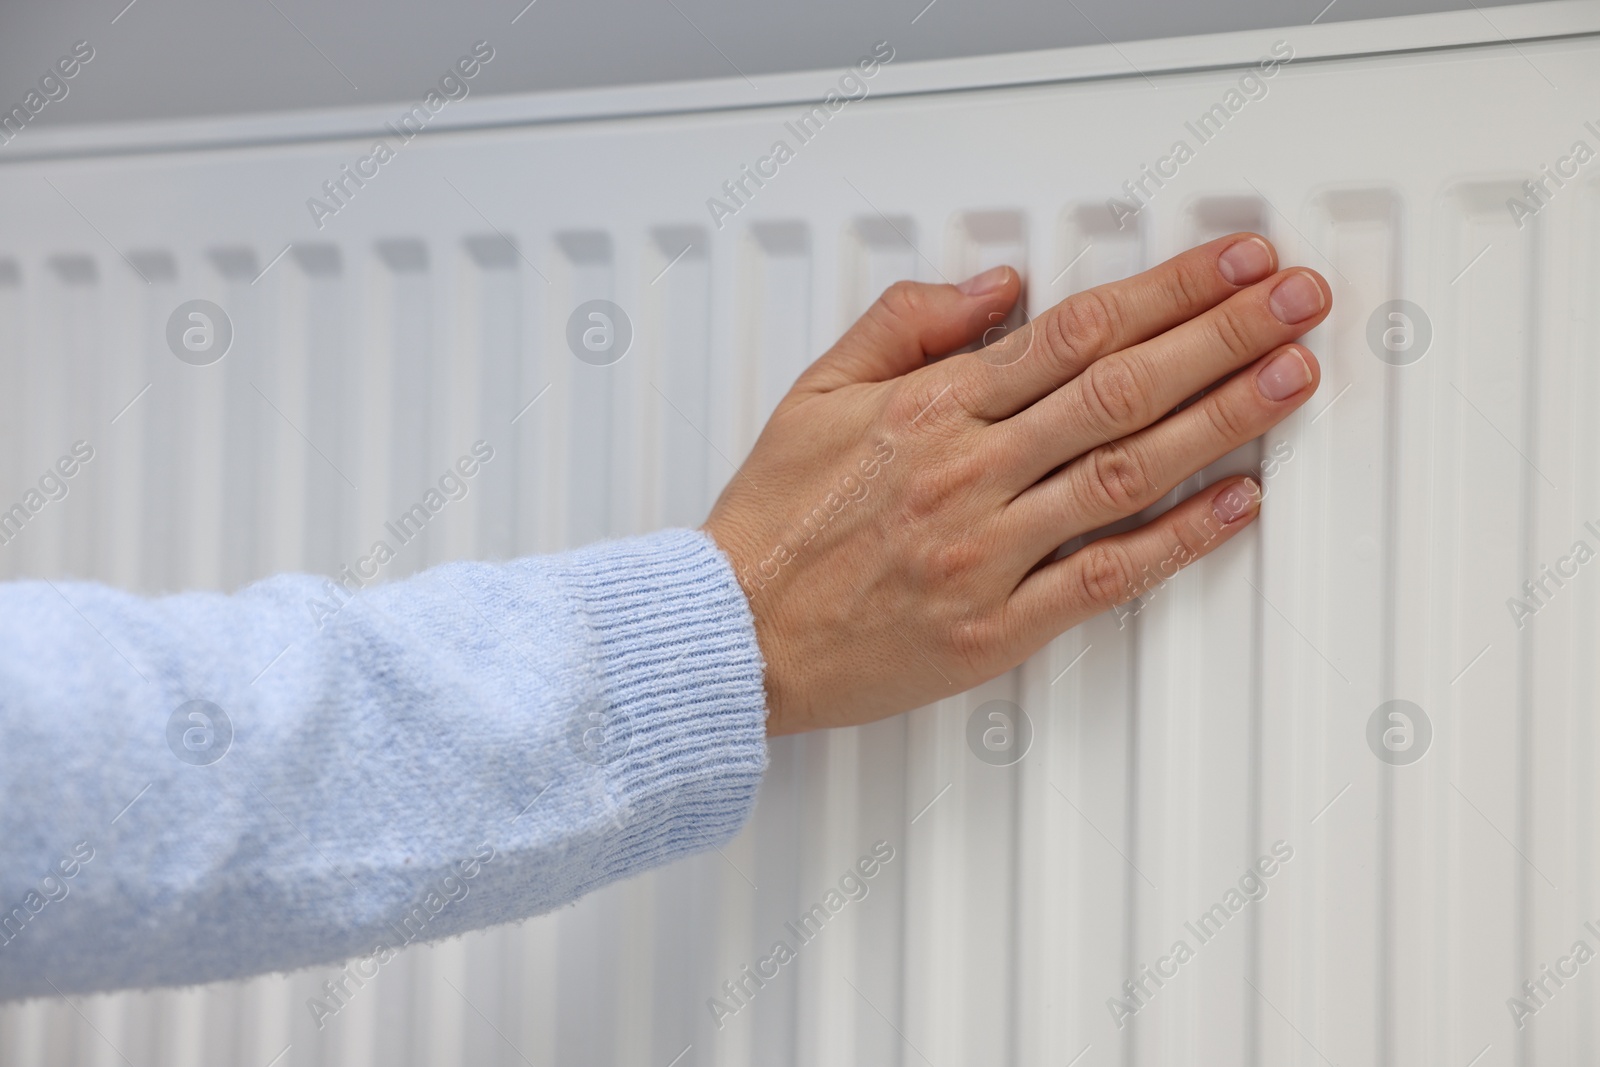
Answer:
[{"xmin": 0, "ymin": 527, "xmax": 769, "ymax": 1001}]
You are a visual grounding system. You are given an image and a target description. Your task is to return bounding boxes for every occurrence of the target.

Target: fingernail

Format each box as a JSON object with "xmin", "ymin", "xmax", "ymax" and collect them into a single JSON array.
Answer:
[
  {"xmin": 1268, "ymin": 271, "xmax": 1325, "ymax": 324},
  {"xmin": 957, "ymin": 265, "xmax": 1009, "ymax": 296},
  {"xmin": 1212, "ymin": 478, "xmax": 1261, "ymax": 525},
  {"xmin": 1217, "ymin": 237, "xmax": 1272, "ymax": 286},
  {"xmin": 1256, "ymin": 347, "xmax": 1311, "ymax": 401}
]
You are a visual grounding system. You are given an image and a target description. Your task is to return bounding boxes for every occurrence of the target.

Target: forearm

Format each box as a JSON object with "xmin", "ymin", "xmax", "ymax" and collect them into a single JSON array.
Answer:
[{"xmin": 0, "ymin": 528, "xmax": 767, "ymax": 1000}]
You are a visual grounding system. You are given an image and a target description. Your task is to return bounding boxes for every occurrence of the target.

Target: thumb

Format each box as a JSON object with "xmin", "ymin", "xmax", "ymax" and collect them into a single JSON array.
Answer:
[{"xmin": 797, "ymin": 267, "xmax": 1020, "ymax": 392}]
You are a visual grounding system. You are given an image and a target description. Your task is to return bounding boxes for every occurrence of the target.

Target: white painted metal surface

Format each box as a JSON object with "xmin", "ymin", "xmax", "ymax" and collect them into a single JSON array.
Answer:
[{"xmin": 2, "ymin": 7, "xmax": 1600, "ymax": 1065}]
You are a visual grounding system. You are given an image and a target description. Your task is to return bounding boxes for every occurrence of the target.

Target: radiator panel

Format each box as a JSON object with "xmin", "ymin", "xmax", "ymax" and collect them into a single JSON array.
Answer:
[{"xmin": 2, "ymin": 26, "xmax": 1599, "ymax": 1067}]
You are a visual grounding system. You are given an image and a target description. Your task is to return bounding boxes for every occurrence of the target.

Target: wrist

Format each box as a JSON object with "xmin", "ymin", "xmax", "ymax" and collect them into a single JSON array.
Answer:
[{"xmin": 700, "ymin": 517, "xmax": 797, "ymax": 735}]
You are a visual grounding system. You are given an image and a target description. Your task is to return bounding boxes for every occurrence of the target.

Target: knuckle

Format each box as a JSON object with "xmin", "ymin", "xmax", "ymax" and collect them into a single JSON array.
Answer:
[
  {"xmin": 887, "ymin": 374, "xmax": 971, "ymax": 434},
  {"xmin": 943, "ymin": 373, "xmax": 990, "ymax": 421},
  {"xmin": 907, "ymin": 350, "xmax": 991, "ymax": 422},
  {"xmin": 878, "ymin": 279, "xmax": 925, "ymax": 322},
  {"xmin": 1203, "ymin": 394, "xmax": 1255, "ymax": 443},
  {"xmin": 865, "ymin": 280, "xmax": 931, "ymax": 345},
  {"xmin": 1083, "ymin": 442, "xmax": 1150, "ymax": 513},
  {"xmin": 884, "ymin": 380, "xmax": 931, "ymax": 425},
  {"xmin": 1208, "ymin": 301, "xmax": 1259, "ymax": 359},
  {"xmin": 1076, "ymin": 541, "xmax": 1138, "ymax": 610},
  {"xmin": 1045, "ymin": 289, "xmax": 1119, "ymax": 371},
  {"xmin": 905, "ymin": 519, "xmax": 986, "ymax": 588},
  {"xmin": 928, "ymin": 537, "xmax": 984, "ymax": 584},
  {"xmin": 901, "ymin": 458, "xmax": 971, "ymax": 524},
  {"xmin": 1168, "ymin": 253, "xmax": 1215, "ymax": 309},
  {"xmin": 946, "ymin": 611, "xmax": 1000, "ymax": 671},
  {"xmin": 901, "ymin": 470, "xmax": 945, "ymax": 524},
  {"xmin": 1078, "ymin": 358, "xmax": 1146, "ymax": 430}
]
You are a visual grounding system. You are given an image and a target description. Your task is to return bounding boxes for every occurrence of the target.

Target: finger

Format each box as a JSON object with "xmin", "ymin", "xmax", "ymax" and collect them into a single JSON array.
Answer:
[
  {"xmin": 795, "ymin": 269, "xmax": 1021, "ymax": 393},
  {"xmin": 1005, "ymin": 475, "xmax": 1262, "ymax": 642},
  {"xmin": 1005, "ymin": 343, "xmax": 1317, "ymax": 557},
  {"xmin": 952, "ymin": 232, "xmax": 1279, "ymax": 420},
  {"xmin": 995, "ymin": 267, "xmax": 1330, "ymax": 489}
]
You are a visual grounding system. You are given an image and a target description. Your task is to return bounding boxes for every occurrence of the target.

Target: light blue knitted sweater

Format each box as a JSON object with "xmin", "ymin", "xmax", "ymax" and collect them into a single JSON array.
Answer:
[{"xmin": 0, "ymin": 528, "xmax": 769, "ymax": 1001}]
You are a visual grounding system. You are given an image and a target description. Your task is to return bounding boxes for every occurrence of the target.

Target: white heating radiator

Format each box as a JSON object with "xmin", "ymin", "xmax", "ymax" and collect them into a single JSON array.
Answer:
[{"xmin": 3, "ymin": 5, "xmax": 1600, "ymax": 1065}]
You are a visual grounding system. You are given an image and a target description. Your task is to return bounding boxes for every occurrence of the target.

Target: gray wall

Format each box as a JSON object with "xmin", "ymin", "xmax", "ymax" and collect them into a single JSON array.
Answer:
[{"xmin": 0, "ymin": 0, "xmax": 1553, "ymax": 126}]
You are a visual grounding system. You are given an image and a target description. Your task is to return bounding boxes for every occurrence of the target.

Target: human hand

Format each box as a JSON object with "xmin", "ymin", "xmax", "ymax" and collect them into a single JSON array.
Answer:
[{"xmin": 702, "ymin": 234, "xmax": 1327, "ymax": 736}]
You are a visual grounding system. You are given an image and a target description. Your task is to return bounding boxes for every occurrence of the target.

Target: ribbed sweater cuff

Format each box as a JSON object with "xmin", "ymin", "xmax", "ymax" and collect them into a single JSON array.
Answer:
[{"xmin": 553, "ymin": 527, "xmax": 769, "ymax": 880}]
